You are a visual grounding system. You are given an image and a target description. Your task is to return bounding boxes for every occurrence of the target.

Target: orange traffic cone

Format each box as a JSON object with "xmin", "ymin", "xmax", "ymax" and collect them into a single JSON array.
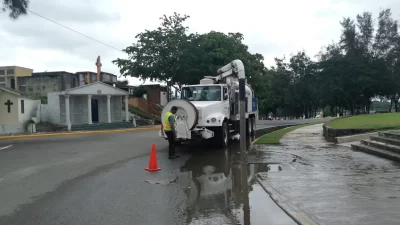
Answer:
[{"xmin": 145, "ymin": 144, "xmax": 161, "ymax": 171}]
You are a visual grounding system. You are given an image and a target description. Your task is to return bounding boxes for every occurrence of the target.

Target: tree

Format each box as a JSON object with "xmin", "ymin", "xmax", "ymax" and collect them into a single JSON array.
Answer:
[
  {"xmin": 1, "ymin": 0, "xmax": 29, "ymax": 19},
  {"xmin": 287, "ymin": 50, "xmax": 319, "ymax": 118},
  {"xmin": 373, "ymin": 9, "xmax": 400, "ymax": 111},
  {"xmin": 113, "ymin": 12, "xmax": 191, "ymax": 86},
  {"xmin": 132, "ymin": 86, "xmax": 147, "ymax": 98},
  {"xmin": 265, "ymin": 57, "xmax": 292, "ymax": 116},
  {"xmin": 115, "ymin": 80, "xmax": 129, "ymax": 88},
  {"xmin": 315, "ymin": 9, "xmax": 398, "ymax": 115},
  {"xmin": 114, "ymin": 14, "xmax": 268, "ymax": 114},
  {"xmin": 265, "ymin": 51, "xmax": 319, "ymax": 118},
  {"xmin": 186, "ymin": 31, "xmax": 268, "ymax": 114},
  {"xmin": 114, "ymin": 9, "xmax": 400, "ymax": 118},
  {"xmin": 180, "ymin": 31, "xmax": 267, "ymax": 91},
  {"xmin": 264, "ymin": 8, "xmax": 400, "ymax": 118}
]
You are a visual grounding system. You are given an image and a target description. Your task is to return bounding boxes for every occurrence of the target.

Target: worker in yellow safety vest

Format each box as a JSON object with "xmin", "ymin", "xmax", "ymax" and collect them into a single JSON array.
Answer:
[{"xmin": 163, "ymin": 106, "xmax": 179, "ymax": 159}]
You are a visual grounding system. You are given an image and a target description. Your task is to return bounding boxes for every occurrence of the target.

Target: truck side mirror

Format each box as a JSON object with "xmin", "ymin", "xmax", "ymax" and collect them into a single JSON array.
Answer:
[{"xmin": 223, "ymin": 93, "xmax": 229, "ymax": 100}]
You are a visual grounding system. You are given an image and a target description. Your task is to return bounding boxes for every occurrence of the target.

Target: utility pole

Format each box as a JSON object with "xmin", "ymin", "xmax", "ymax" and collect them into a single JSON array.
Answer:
[
  {"xmin": 217, "ymin": 60, "xmax": 247, "ymax": 154},
  {"xmin": 166, "ymin": 81, "xmax": 170, "ymax": 102},
  {"xmin": 238, "ymin": 76, "xmax": 246, "ymax": 153},
  {"xmin": 235, "ymin": 60, "xmax": 250, "ymax": 224}
]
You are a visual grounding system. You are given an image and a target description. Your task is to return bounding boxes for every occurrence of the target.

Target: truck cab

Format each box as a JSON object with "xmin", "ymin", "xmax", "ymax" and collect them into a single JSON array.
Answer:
[{"xmin": 181, "ymin": 84, "xmax": 230, "ymax": 127}]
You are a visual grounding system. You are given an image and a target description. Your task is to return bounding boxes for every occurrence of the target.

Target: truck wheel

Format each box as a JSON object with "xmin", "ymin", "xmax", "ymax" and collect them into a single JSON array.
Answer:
[
  {"xmin": 218, "ymin": 121, "xmax": 229, "ymax": 148},
  {"xmin": 246, "ymin": 118, "xmax": 251, "ymax": 136},
  {"xmin": 250, "ymin": 117, "xmax": 255, "ymax": 136}
]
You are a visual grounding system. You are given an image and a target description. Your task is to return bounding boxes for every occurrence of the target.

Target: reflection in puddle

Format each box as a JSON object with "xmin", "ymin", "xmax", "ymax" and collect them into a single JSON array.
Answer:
[{"xmin": 178, "ymin": 143, "xmax": 296, "ymax": 225}]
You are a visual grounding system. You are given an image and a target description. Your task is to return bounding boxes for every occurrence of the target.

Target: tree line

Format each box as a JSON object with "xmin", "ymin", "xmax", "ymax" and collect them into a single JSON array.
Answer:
[
  {"xmin": 266, "ymin": 9, "xmax": 399, "ymax": 117},
  {"xmin": 114, "ymin": 9, "xmax": 399, "ymax": 117}
]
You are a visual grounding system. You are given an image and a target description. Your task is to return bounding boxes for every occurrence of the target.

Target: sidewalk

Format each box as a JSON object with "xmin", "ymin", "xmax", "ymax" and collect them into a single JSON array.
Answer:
[
  {"xmin": 0, "ymin": 125, "xmax": 159, "ymax": 140},
  {"xmin": 254, "ymin": 124, "xmax": 400, "ymax": 225}
]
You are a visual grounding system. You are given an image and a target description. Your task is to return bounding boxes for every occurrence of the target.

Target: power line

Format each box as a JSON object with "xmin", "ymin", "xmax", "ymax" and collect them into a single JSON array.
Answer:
[{"xmin": 27, "ymin": 9, "xmax": 123, "ymax": 52}]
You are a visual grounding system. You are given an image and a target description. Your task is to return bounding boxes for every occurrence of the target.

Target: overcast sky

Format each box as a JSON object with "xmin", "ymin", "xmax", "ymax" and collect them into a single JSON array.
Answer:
[{"xmin": 0, "ymin": 0, "xmax": 399, "ymax": 85}]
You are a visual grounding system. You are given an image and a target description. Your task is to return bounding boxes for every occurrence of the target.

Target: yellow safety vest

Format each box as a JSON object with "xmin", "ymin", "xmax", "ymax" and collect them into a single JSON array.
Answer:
[{"xmin": 163, "ymin": 112, "xmax": 177, "ymax": 131}]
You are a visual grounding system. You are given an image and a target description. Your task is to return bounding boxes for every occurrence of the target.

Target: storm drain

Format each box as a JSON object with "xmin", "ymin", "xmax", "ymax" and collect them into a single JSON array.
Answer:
[
  {"xmin": 253, "ymin": 163, "xmax": 297, "ymax": 181},
  {"xmin": 145, "ymin": 177, "xmax": 177, "ymax": 185}
]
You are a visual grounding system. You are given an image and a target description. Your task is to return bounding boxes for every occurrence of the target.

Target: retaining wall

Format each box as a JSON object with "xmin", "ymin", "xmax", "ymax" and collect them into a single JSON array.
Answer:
[{"xmin": 322, "ymin": 123, "xmax": 373, "ymax": 143}]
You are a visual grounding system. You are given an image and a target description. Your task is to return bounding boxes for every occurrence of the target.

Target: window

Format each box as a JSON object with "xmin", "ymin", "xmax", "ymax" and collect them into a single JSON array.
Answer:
[
  {"xmin": 10, "ymin": 78, "xmax": 15, "ymax": 89},
  {"xmin": 0, "ymin": 70, "xmax": 4, "ymax": 75},
  {"xmin": 21, "ymin": 100, "xmax": 24, "ymax": 114},
  {"xmin": 223, "ymin": 87, "xmax": 228, "ymax": 100},
  {"xmin": 19, "ymin": 85, "xmax": 26, "ymax": 93},
  {"xmin": 72, "ymin": 77, "xmax": 78, "ymax": 88},
  {"xmin": 182, "ymin": 86, "xmax": 222, "ymax": 101},
  {"xmin": 0, "ymin": 77, "xmax": 4, "ymax": 82},
  {"xmin": 6, "ymin": 69, "xmax": 15, "ymax": 75},
  {"xmin": 112, "ymin": 76, "xmax": 117, "ymax": 83}
]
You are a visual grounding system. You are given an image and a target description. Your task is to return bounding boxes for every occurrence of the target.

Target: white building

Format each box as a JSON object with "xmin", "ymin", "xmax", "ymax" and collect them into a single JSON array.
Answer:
[
  {"xmin": 0, "ymin": 86, "xmax": 40, "ymax": 134},
  {"xmin": 44, "ymin": 82, "xmax": 129, "ymax": 130}
]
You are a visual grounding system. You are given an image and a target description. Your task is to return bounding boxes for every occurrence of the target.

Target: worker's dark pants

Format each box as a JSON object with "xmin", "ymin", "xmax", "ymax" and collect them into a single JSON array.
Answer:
[{"xmin": 164, "ymin": 131, "xmax": 176, "ymax": 156}]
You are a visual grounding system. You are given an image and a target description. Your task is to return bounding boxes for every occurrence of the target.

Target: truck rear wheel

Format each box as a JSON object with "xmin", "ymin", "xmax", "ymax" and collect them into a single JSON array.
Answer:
[
  {"xmin": 216, "ymin": 121, "xmax": 229, "ymax": 148},
  {"xmin": 250, "ymin": 117, "xmax": 255, "ymax": 137},
  {"xmin": 246, "ymin": 118, "xmax": 252, "ymax": 136}
]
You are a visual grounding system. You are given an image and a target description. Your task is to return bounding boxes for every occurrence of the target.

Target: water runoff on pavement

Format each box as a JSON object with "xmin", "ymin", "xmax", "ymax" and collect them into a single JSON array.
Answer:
[{"xmin": 176, "ymin": 132, "xmax": 297, "ymax": 225}]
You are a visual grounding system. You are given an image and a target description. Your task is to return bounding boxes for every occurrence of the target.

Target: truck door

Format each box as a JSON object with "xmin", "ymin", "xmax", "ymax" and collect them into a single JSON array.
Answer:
[{"xmin": 223, "ymin": 87, "xmax": 229, "ymax": 116}]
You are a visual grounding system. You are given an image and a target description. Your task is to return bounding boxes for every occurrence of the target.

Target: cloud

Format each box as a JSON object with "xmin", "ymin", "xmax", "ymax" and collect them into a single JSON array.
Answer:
[
  {"xmin": 0, "ymin": 0, "xmax": 399, "ymax": 85},
  {"xmin": 30, "ymin": 0, "xmax": 119, "ymax": 23}
]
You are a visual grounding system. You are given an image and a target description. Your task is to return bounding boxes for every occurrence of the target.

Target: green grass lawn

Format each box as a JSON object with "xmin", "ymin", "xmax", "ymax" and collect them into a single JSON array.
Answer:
[
  {"xmin": 327, "ymin": 113, "xmax": 400, "ymax": 130},
  {"xmin": 254, "ymin": 123, "xmax": 316, "ymax": 145}
]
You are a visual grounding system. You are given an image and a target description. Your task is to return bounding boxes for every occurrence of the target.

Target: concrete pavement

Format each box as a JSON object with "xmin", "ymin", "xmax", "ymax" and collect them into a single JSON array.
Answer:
[
  {"xmin": 0, "ymin": 125, "xmax": 160, "ymax": 140},
  {"xmin": 255, "ymin": 124, "xmax": 400, "ymax": 225},
  {"xmin": 256, "ymin": 118, "xmax": 330, "ymax": 127}
]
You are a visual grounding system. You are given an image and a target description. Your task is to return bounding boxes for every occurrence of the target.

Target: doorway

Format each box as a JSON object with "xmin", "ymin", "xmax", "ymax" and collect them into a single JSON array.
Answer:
[{"xmin": 91, "ymin": 99, "xmax": 99, "ymax": 123}]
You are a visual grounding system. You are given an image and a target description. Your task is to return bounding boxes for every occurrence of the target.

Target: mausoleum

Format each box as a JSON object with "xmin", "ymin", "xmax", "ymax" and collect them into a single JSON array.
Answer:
[{"xmin": 45, "ymin": 82, "xmax": 129, "ymax": 130}]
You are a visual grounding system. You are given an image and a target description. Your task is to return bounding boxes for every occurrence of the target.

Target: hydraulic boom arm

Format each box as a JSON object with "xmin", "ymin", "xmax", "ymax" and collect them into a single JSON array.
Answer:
[{"xmin": 204, "ymin": 60, "xmax": 245, "ymax": 83}]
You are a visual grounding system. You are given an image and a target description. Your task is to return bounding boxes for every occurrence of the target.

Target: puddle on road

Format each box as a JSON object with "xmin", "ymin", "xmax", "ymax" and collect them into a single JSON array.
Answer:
[
  {"xmin": 177, "ymin": 143, "xmax": 296, "ymax": 225},
  {"xmin": 247, "ymin": 183, "xmax": 297, "ymax": 225}
]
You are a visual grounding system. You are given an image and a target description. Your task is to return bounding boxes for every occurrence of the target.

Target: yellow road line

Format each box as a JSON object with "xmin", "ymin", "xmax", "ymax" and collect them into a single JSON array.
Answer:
[{"xmin": 0, "ymin": 126, "xmax": 160, "ymax": 140}]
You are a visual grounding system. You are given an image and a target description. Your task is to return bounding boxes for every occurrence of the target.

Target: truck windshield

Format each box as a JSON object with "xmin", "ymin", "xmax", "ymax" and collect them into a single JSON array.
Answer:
[{"xmin": 181, "ymin": 86, "xmax": 222, "ymax": 101}]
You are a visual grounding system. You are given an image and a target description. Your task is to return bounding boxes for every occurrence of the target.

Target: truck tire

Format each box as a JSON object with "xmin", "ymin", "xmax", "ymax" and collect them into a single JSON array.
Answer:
[
  {"xmin": 216, "ymin": 121, "xmax": 229, "ymax": 148},
  {"xmin": 250, "ymin": 117, "xmax": 255, "ymax": 136},
  {"xmin": 246, "ymin": 118, "xmax": 251, "ymax": 136}
]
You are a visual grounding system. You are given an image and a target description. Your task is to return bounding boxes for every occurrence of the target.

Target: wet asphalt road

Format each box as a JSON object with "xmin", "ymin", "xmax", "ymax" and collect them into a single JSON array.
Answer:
[
  {"xmin": 0, "ymin": 119, "xmax": 327, "ymax": 225},
  {"xmin": 0, "ymin": 129, "xmax": 168, "ymax": 218}
]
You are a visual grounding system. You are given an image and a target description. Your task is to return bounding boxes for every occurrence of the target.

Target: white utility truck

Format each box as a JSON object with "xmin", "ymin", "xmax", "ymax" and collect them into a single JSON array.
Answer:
[{"xmin": 159, "ymin": 59, "xmax": 258, "ymax": 147}]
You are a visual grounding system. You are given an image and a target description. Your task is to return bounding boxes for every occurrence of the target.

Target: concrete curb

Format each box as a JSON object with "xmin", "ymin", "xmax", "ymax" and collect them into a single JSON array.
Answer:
[
  {"xmin": 322, "ymin": 120, "xmax": 374, "ymax": 143},
  {"xmin": 335, "ymin": 132, "xmax": 377, "ymax": 144},
  {"xmin": 249, "ymin": 123, "xmax": 318, "ymax": 150},
  {"xmin": 0, "ymin": 125, "xmax": 160, "ymax": 140},
  {"xmin": 250, "ymin": 125, "xmax": 293, "ymax": 147},
  {"xmin": 255, "ymin": 176, "xmax": 318, "ymax": 225}
]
